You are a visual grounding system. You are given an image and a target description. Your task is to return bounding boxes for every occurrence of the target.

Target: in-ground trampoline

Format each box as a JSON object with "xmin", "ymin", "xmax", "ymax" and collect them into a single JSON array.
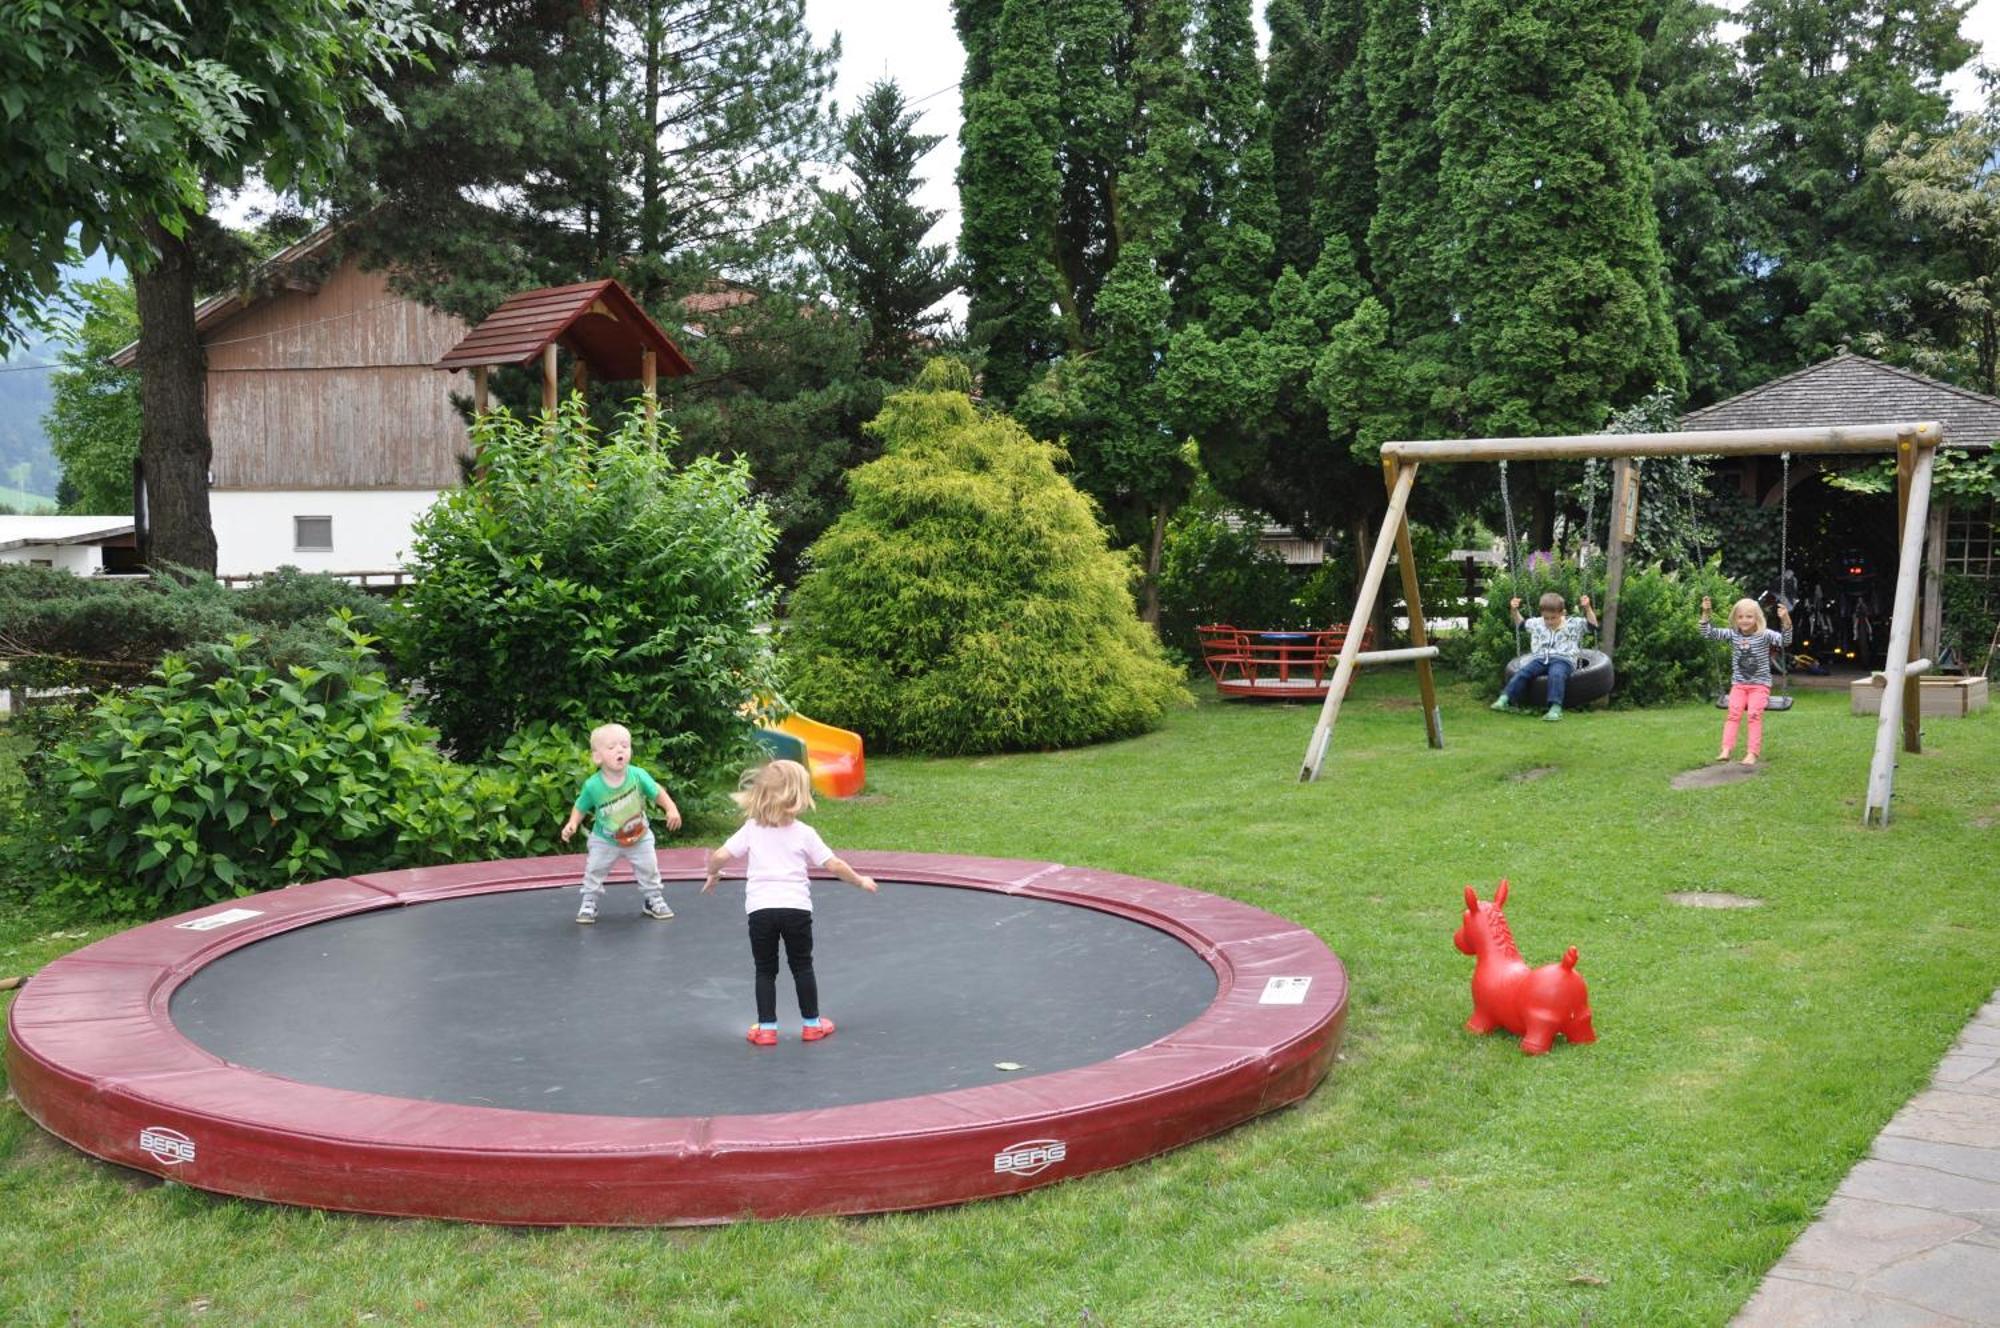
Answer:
[{"xmin": 5, "ymin": 850, "xmax": 1347, "ymax": 1226}]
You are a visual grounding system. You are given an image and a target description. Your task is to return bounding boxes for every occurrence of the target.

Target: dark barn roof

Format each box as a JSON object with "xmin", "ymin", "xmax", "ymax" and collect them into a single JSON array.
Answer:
[
  {"xmin": 1683, "ymin": 352, "xmax": 2000, "ymax": 448},
  {"xmin": 435, "ymin": 280, "xmax": 694, "ymax": 381}
]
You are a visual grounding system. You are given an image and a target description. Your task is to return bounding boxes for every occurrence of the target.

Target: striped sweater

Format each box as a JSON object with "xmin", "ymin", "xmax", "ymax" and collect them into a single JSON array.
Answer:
[{"xmin": 1700, "ymin": 622, "xmax": 1792, "ymax": 687}]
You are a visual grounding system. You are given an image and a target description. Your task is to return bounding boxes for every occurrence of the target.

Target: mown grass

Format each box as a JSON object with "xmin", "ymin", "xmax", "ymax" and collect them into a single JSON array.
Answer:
[{"xmin": 3, "ymin": 674, "xmax": 1997, "ymax": 1326}]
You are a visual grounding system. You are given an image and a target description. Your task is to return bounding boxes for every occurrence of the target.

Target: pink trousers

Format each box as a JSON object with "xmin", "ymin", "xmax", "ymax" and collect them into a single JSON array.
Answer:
[{"xmin": 1721, "ymin": 683, "xmax": 1771, "ymax": 757}]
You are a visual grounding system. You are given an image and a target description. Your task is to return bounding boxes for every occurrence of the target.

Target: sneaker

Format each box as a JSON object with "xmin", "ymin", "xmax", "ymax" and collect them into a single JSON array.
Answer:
[
  {"xmin": 575, "ymin": 897, "xmax": 598, "ymax": 925},
  {"xmin": 1542, "ymin": 705, "xmax": 1563, "ymax": 722},
  {"xmin": 801, "ymin": 1017, "xmax": 836, "ymax": 1042},
  {"xmin": 642, "ymin": 893, "xmax": 674, "ymax": 920},
  {"xmin": 746, "ymin": 1024, "xmax": 778, "ymax": 1047},
  {"xmin": 1490, "ymin": 696, "xmax": 1513, "ymax": 711}
]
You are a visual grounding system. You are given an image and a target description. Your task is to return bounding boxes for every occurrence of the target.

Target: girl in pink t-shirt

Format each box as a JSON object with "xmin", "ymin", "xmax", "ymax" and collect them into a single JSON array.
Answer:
[{"xmin": 702, "ymin": 760, "xmax": 877, "ymax": 1046}]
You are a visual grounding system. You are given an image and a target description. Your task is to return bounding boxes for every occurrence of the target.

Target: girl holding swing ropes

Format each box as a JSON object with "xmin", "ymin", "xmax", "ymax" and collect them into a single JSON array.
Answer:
[{"xmin": 1701, "ymin": 595, "xmax": 1793, "ymax": 765}]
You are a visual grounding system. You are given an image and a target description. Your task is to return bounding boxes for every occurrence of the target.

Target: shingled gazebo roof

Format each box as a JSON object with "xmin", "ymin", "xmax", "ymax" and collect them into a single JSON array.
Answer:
[
  {"xmin": 436, "ymin": 279, "xmax": 694, "ymax": 381},
  {"xmin": 1682, "ymin": 352, "xmax": 2000, "ymax": 448}
]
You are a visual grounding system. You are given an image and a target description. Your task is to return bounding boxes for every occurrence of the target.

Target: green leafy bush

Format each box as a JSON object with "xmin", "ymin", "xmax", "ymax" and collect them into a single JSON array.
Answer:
[
  {"xmin": 1457, "ymin": 557, "xmax": 1741, "ymax": 706},
  {"xmin": 394, "ymin": 398, "xmax": 778, "ymax": 789},
  {"xmin": 33, "ymin": 618, "xmax": 682, "ymax": 915},
  {"xmin": 781, "ymin": 365, "xmax": 1190, "ymax": 754},
  {"xmin": 48, "ymin": 620, "xmax": 441, "ymax": 913}
]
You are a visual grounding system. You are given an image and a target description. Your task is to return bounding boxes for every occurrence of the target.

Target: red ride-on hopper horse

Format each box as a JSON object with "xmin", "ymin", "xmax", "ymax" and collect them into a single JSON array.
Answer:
[{"xmin": 1452, "ymin": 880, "xmax": 1596, "ymax": 1056}]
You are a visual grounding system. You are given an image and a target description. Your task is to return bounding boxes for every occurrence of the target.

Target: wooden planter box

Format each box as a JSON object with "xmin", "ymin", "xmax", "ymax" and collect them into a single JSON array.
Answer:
[{"xmin": 1849, "ymin": 674, "xmax": 1990, "ymax": 717}]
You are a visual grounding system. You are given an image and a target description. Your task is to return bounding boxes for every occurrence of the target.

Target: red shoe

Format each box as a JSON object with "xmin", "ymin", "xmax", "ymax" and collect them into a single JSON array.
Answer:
[
  {"xmin": 801, "ymin": 1017, "xmax": 836, "ymax": 1042},
  {"xmin": 746, "ymin": 1025, "xmax": 777, "ymax": 1046}
]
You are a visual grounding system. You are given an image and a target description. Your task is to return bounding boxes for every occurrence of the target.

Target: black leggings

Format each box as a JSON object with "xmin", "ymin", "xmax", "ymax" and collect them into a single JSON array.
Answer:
[{"xmin": 747, "ymin": 907, "xmax": 818, "ymax": 1024}]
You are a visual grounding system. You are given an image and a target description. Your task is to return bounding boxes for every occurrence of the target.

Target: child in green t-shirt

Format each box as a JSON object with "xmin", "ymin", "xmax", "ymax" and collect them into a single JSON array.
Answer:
[{"xmin": 559, "ymin": 723, "xmax": 683, "ymax": 924}]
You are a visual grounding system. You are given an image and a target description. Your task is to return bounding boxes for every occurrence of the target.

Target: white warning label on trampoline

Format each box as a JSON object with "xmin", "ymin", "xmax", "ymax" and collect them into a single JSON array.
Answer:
[
  {"xmin": 175, "ymin": 908, "xmax": 264, "ymax": 931},
  {"xmin": 1259, "ymin": 977, "xmax": 1312, "ymax": 1005}
]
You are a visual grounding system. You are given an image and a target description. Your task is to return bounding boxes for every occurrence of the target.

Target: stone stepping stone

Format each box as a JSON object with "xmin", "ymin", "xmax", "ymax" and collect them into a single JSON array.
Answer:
[
  {"xmin": 1670, "ymin": 763, "xmax": 1762, "ymax": 790},
  {"xmin": 1667, "ymin": 891, "xmax": 1764, "ymax": 909}
]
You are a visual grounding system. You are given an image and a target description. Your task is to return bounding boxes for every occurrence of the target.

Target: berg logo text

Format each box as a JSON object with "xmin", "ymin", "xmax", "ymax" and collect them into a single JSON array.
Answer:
[
  {"xmin": 139, "ymin": 1126, "xmax": 196, "ymax": 1166},
  {"xmin": 993, "ymin": 1139, "xmax": 1067, "ymax": 1177}
]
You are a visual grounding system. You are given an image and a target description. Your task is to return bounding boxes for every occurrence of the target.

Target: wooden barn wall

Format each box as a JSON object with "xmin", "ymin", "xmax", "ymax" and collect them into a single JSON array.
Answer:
[{"xmin": 203, "ymin": 263, "xmax": 471, "ymax": 488}]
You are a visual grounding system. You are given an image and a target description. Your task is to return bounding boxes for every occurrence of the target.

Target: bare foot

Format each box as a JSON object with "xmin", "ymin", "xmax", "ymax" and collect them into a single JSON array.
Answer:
[
  {"xmin": 1714, "ymin": 751, "xmax": 1730, "ymax": 762},
  {"xmin": 1740, "ymin": 754, "xmax": 1759, "ymax": 767}
]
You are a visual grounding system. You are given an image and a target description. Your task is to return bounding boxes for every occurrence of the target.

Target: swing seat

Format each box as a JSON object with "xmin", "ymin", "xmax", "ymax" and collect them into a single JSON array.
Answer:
[
  {"xmin": 1503, "ymin": 649, "xmax": 1615, "ymax": 706},
  {"xmin": 1714, "ymin": 692, "xmax": 1794, "ymax": 711}
]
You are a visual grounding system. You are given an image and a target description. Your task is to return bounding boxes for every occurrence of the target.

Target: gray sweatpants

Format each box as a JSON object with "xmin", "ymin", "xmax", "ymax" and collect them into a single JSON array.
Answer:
[{"xmin": 579, "ymin": 832, "xmax": 663, "ymax": 899}]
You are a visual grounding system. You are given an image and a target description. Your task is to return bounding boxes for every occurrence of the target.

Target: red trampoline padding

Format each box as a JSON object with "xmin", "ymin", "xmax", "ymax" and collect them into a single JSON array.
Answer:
[{"xmin": 5, "ymin": 852, "xmax": 1347, "ymax": 1226}]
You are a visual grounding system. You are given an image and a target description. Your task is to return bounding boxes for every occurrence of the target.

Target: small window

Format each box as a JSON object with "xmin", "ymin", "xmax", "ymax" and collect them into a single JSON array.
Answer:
[
  {"xmin": 294, "ymin": 516, "xmax": 333, "ymax": 552},
  {"xmin": 29, "ymin": 558, "xmax": 53, "ymax": 568}
]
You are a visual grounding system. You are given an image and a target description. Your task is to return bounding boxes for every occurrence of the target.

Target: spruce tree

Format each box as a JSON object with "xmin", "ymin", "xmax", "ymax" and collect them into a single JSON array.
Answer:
[
  {"xmin": 1737, "ymin": 0, "xmax": 1973, "ymax": 379},
  {"xmin": 336, "ymin": 1, "xmax": 838, "ymax": 318},
  {"xmin": 817, "ymin": 81, "xmax": 960, "ymax": 379}
]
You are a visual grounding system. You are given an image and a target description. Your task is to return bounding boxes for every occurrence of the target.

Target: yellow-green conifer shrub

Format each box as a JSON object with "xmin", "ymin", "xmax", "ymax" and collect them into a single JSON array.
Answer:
[{"xmin": 782, "ymin": 363, "xmax": 1189, "ymax": 754}]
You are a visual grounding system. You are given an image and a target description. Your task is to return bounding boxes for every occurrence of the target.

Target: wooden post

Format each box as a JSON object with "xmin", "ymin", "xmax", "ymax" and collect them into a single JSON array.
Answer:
[
  {"xmin": 1896, "ymin": 441, "xmax": 1920, "ymax": 755},
  {"xmin": 573, "ymin": 360, "xmax": 589, "ymax": 394},
  {"xmin": 1600, "ymin": 457, "xmax": 1639, "ymax": 655},
  {"xmin": 1864, "ymin": 435, "xmax": 1939, "ymax": 826},
  {"xmin": 641, "ymin": 347, "xmax": 658, "ymax": 437},
  {"xmin": 542, "ymin": 343, "xmax": 559, "ymax": 416},
  {"xmin": 1383, "ymin": 455, "xmax": 1444, "ymax": 749},
  {"xmin": 472, "ymin": 365, "xmax": 489, "ymax": 417},
  {"xmin": 1302, "ymin": 462, "xmax": 1420, "ymax": 780}
]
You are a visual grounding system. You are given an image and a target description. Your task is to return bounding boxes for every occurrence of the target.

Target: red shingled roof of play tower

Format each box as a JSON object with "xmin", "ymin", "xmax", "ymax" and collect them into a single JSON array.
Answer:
[{"xmin": 435, "ymin": 279, "xmax": 695, "ymax": 381}]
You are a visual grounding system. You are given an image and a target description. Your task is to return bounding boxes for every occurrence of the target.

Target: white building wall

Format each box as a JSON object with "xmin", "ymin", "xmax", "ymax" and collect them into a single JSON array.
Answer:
[
  {"xmin": 0, "ymin": 543, "xmax": 105, "ymax": 573},
  {"xmin": 210, "ymin": 489, "xmax": 443, "ymax": 577}
]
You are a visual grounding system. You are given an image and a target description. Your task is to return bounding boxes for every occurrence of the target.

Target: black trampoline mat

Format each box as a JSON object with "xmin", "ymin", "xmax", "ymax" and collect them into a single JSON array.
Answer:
[{"xmin": 169, "ymin": 880, "xmax": 1219, "ymax": 1117}]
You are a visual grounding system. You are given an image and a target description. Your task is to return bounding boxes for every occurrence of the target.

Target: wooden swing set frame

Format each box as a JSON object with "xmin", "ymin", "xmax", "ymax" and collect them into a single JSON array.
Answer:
[{"xmin": 1298, "ymin": 421, "xmax": 1945, "ymax": 827}]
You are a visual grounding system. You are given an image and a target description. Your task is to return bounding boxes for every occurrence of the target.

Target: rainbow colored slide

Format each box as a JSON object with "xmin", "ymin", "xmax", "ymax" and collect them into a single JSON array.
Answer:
[{"xmin": 752, "ymin": 710, "xmax": 867, "ymax": 799}]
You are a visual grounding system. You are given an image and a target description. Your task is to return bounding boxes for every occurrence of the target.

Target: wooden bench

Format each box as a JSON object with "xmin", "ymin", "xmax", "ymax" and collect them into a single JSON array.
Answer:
[{"xmin": 1197, "ymin": 623, "xmax": 1378, "ymax": 700}]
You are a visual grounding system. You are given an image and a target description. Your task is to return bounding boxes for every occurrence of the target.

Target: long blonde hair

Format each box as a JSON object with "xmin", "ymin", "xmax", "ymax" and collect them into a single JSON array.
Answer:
[
  {"xmin": 1730, "ymin": 597, "xmax": 1767, "ymax": 632},
  {"xmin": 732, "ymin": 759, "xmax": 815, "ymax": 826}
]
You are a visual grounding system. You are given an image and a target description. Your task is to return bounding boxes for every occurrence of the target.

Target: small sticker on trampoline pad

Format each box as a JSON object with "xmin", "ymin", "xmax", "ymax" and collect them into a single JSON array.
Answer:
[
  {"xmin": 1260, "ymin": 977, "xmax": 1312, "ymax": 1005},
  {"xmin": 174, "ymin": 908, "xmax": 264, "ymax": 931}
]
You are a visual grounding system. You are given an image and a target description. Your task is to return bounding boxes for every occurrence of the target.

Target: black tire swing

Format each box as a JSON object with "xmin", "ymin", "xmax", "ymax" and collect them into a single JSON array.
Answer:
[
  {"xmin": 1713, "ymin": 451, "xmax": 1795, "ymax": 712},
  {"xmin": 1498, "ymin": 457, "xmax": 1617, "ymax": 707}
]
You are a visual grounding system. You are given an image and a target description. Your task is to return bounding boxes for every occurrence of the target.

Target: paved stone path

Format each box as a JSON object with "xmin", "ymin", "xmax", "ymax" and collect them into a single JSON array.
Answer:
[{"xmin": 1733, "ymin": 991, "xmax": 2000, "ymax": 1326}]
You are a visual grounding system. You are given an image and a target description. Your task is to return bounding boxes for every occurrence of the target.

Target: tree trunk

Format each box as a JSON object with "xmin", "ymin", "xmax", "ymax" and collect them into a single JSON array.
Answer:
[
  {"xmin": 1140, "ymin": 499, "xmax": 1170, "ymax": 625},
  {"xmin": 133, "ymin": 220, "xmax": 217, "ymax": 575},
  {"xmin": 1529, "ymin": 462, "xmax": 1556, "ymax": 555}
]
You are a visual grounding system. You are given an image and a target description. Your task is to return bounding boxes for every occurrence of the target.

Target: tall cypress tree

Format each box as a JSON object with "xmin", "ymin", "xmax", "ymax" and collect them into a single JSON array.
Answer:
[
  {"xmin": 1265, "ymin": 0, "xmax": 1332, "ymax": 277},
  {"xmin": 817, "ymin": 80, "xmax": 960, "ymax": 379},
  {"xmin": 954, "ymin": 0, "xmax": 1066, "ymax": 404},
  {"xmin": 1433, "ymin": 0, "xmax": 1681, "ymax": 443},
  {"xmin": 1642, "ymin": 0, "xmax": 1754, "ymax": 405}
]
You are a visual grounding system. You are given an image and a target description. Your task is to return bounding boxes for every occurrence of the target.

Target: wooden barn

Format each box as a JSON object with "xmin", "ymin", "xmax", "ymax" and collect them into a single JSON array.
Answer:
[{"xmin": 111, "ymin": 226, "xmax": 473, "ymax": 578}]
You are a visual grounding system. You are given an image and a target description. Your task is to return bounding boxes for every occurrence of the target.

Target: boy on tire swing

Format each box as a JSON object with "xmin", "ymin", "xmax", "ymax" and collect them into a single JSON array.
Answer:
[{"xmin": 1491, "ymin": 592, "xmax": 1598, "ymax": 721}]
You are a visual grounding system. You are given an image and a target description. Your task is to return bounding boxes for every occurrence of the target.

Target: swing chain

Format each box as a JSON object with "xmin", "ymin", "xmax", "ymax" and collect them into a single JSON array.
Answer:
[{"xmin": 1499, "ymin": 459, "xmax": 1523, "ymax": 654}]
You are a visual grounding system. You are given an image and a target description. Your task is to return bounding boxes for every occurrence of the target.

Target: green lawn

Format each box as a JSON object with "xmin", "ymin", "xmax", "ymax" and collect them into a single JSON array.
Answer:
[{"xmin": 3, "ymin": 675, "xmax": 1997, "ymax": 1326}]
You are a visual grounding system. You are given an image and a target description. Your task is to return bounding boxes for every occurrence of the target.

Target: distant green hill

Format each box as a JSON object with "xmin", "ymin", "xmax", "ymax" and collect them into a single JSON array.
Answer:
[
  {"xmin": 0, "ymin": 483, "xmax": 58, "ymax": 513},
  {"xmin": 0, "ymin": 335, "xmax": 60, "ymax": 500}
]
